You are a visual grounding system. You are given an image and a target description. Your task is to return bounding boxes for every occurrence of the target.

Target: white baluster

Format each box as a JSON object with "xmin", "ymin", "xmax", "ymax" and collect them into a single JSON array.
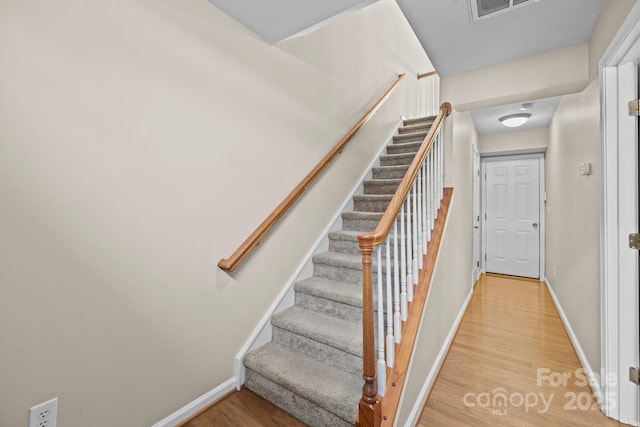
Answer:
[
  {"xmin": 422, "ymin": 159, "xmax": 428, "ymax": 254},
  {"xmin": 439, "ymin": 131, "xmax": 443, "ymax": 204},
  {"xmin": 405, "ymin": 197, "xmax": 414, "ymax": 303},
  {"xmin": 385, "ymin": 238, "xmax": 394, "ymax": 368},
  {"xmin": 417, "ymin": 166, "xmax": 423, "ymax": 270},
  {"xmin": 431, "ymin": 148, "xmax": 436, "ymax": 229},
  {"xmin": 376, "ymin": 247, "xmax": 386, "ymax": 396},
  {"xmin": 428, "ymin": 151, "xmax": 433, "ymax": 238},
  {"xmin": 412, "ymin": 183, "xmax": 418, "ymax": 285},
  {"xmin": 393, "ymin": 219, "xmax": 401, "ymax": 343},
  {"xmin": 400, "ymin": 204, "xmax": 408, "ymax": 321}
]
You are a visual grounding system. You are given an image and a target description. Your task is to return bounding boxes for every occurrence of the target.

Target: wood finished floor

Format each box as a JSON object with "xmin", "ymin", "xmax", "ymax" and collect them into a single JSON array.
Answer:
[
  {"xmin": 419, "ymin": 273, "xmax": 625, "ymax": 426},
  {"xmin": 183, "ymin": 274, "xmax": 627, "ymax": 427},
  {"xmin": 179, "ymin": 388, "xmax": 306, "ymax": 427}
]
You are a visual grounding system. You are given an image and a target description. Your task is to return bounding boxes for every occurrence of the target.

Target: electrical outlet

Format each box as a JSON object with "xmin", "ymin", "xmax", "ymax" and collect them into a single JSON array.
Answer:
[{"xmin": 29, "ymin": 398, "xmax": 57, "ymax": 427}]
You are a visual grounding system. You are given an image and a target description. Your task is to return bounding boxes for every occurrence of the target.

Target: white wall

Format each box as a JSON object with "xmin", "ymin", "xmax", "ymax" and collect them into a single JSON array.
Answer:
[
  {"xmin": 396, "ymin": 110, "xmax": 478, "ymax": 425},
  {"xmin": 0, "ymin": 0, "xmax": 434, "ymax": 425},
  {"xmin": 544, "ymin": 0, "xmax": 635, "ymax": 381},
  {"xmin": 478, "ymin": 128, "xmax": 549, "ymax": 155}
]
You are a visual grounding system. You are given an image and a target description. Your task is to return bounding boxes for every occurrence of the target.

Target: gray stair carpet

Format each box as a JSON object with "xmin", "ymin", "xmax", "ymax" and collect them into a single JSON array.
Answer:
[{"xmin": 243, "ymin": 116, "xmax": 435, "ymax": 426}]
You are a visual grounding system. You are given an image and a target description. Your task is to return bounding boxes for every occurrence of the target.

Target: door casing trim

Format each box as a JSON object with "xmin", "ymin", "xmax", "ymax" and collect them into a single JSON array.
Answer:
[{"xmin": 600, "ymin": 2, "xmax": 640, "ymax": 423}]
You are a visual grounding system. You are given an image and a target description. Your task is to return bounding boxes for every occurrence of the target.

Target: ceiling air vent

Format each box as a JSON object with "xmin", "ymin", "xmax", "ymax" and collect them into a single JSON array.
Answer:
[{"xmin": 469, "ymin": 0, "xmax": 537, "ymax": 21}]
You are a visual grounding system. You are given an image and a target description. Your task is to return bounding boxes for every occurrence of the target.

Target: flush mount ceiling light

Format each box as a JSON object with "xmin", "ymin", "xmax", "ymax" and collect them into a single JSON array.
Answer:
[{"xmin": 499, "ymin": 113, "xmax": 531, "ymax": 128}]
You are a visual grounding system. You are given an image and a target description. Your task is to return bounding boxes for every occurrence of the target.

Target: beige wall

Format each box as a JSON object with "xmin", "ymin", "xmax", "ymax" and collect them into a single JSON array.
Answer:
[
  {"xmin": 478, "ymin": 128, "xmax": 549, "ymax": 154},
  {"xmin": 546, "ymin": 79, "xmax": 602, "ymax": 373},
  {"xmin": 441, "ymin": 43, "xmax": 589, "ymax": 112},
  {"xmin": 396, "ymin": 110, "xmax": 478, "ymax": 425},
  {"xmin": 0, "ymin": 0, "xmax": 433, "ymax": 425}
]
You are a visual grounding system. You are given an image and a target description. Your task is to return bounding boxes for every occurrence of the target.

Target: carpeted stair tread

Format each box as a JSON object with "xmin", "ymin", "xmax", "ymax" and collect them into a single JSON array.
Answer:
[
  {"xmin": 295, "ymin": 276, "xmax": 363, "ymax": 308},
  {"xmin": 244, "ymin": 342, "xmax": 361, "ymax": 423},
  {"xmin": 272, "ymin": 306, "xmax": 362, "ymax": 357},
  {"xmin": 403, "ymin": 115, "xmax": 436, "ymax": 126}
]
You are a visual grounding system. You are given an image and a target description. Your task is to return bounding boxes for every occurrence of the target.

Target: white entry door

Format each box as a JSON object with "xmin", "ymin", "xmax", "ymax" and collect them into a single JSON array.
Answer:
[
  {"xmin": 485, "ymin": 157, "xmax": 541, "ymax": 278},
  {"xmin": 472, "ymin": 146, "xmax": 481, "ymax": 285}
]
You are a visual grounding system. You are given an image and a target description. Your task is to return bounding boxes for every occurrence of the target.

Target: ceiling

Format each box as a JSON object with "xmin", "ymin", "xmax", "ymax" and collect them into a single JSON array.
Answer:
[
  {"xmin": 206, "ymin": 0, "xmax": 377, "ymax": 43},
  {"xmin": 208, "ymin": 0, "xmax": 606, "ymax": 135},
  {"xmin": 396, "ymin": 0, "xmax": 605, "ymax": 77}
]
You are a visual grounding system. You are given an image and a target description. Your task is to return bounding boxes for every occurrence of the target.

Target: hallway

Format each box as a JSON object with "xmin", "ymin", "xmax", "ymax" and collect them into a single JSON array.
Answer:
[
  {"xmin": 183, "ymin": 274, "xmax": 627, "ymax": 426},
  {"xmin": 418, "ymin": 274, "xmax": 623, "ymax": 426}
]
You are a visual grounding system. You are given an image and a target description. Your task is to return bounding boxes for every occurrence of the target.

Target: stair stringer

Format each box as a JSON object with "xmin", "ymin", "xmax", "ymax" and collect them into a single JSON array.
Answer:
[{"xmin": 234, "ymin": 118, "xmax": 402, "ymax": 390}]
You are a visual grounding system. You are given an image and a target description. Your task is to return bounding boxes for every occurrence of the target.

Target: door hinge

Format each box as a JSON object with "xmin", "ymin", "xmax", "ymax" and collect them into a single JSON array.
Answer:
[
  {"xmin": 484, "ymin": 254, "xmax": 487, "ymax": 261},
  {"xmin": 630, "ymin": 367, "xmax": 640, "ymax": 385},
  {"xmin": 629, "ymin": 233, "xmax": 640, "ymax": 250},
  {"xmin": 629, "ymin": 99, "xmax": 640, "ymax": 116},
  {"xmin": 477, "ymin": 261, "xmax": 480, "ymax": 267}
]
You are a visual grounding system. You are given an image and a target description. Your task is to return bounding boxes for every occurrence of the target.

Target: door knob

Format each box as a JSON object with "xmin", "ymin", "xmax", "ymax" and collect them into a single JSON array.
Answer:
[
  {"xmin": 532, "ymin": 222, "xmax": 538, "ymax": 228},
  {"xmin": 473, "ymin": 226, "xmax": 479, "ymax": 229}
]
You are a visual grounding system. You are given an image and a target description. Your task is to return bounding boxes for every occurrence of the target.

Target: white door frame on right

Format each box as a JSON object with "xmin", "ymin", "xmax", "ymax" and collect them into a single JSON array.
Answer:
[
  {"xmin": 481, "ymin": 153, "xmax": 546, "ymax": 280},
  {"xmin": 600, "ymin": 2, "xmax": 640, "ymax": 424}
]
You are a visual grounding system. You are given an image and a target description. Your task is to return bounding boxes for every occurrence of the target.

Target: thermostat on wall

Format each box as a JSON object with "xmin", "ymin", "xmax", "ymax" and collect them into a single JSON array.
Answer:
[{"xmin": 579, "ymin": 162, "xmax": 591, "ymax": 176}]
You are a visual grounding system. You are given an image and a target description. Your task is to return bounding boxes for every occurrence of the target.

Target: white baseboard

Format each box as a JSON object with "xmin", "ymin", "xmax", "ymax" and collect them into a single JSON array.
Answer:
[
  {"xmin": 544, "ymin": 279, "xmax": 603, "ymax": 407},
  {"xmin": 403, "ymin": 286, "xmax": 474, "ymax": 427},
  {"xmin": 151, "ymin": 377, "xmax": 235, "ymax": 427}
]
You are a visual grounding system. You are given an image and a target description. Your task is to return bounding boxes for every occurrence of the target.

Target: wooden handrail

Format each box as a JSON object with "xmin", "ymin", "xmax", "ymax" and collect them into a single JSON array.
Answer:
[
  {"xmin": 217, "ymin": 74, "xmax": 407, "ymax": 272},
  {"xmin": 356, "ymin": 102, "xmax": 451, "ymax": 426},
  {"xmin": 417, "ymin": 70, "xmax": 437, "ymax": 80}
]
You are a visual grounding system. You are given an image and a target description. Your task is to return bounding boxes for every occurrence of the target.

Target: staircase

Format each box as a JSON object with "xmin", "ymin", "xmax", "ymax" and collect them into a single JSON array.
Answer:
[{"xmin": 243, "ymin": 116, "xmax": 436, "ymax": 426}]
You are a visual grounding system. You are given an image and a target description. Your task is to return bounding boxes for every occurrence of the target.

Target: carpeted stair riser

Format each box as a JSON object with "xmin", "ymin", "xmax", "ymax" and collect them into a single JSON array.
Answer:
[
  {"xmin": 341, "ymin": 211, "xmax": 382, "ymax": 232},
  {"xmin": 245, "ymin": 368, "xmax": 354, "ymax": 427},
  {"xmin": 372, "ymin": 165, "xmax": 410, "ymax": 180},
  {"xmin": 363, "ymin": 179, "xmax": 403, "ymax": 195},
  {"xmin": 293, "ymin": 277, "xmax": 387, "ymax": 325},
  {"xmin": 393, "ymin": 131, "xmax": 428, "ymax": 144},
  {"xmin": 404, "ymin": 116, "xmax": 436, "ymax": 126},
  {"xmin": 294, "ymin": 293, "xmax": 385, "ymax": 331},
  {"xmin": 313, "ymin": 253, "xmax": 391, "ymax": 286},
  {"xmin": 271, "ymin": 307, "xmax": 362, "ymax": 358},
  {"xmin": 398, "ymin": 121, "xmax": 434, "ymax": 134},
  {"xmin": 272, "ymin": 325, "xmax": 362, "ymax": 376},
  {"xmin": 353, "ymin": 195, "xmax": 393, "ymax": 212},
  {"xmin": 386, "ymin": 141, "xmax": 422, "ymax": 155},
  {"xmin": 329, "ymin": 231, "xmax": 404, "ymax": 257},
  {"xmin": 380, "ymin": 153, "xmax": 417, "ymax": 167}
]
